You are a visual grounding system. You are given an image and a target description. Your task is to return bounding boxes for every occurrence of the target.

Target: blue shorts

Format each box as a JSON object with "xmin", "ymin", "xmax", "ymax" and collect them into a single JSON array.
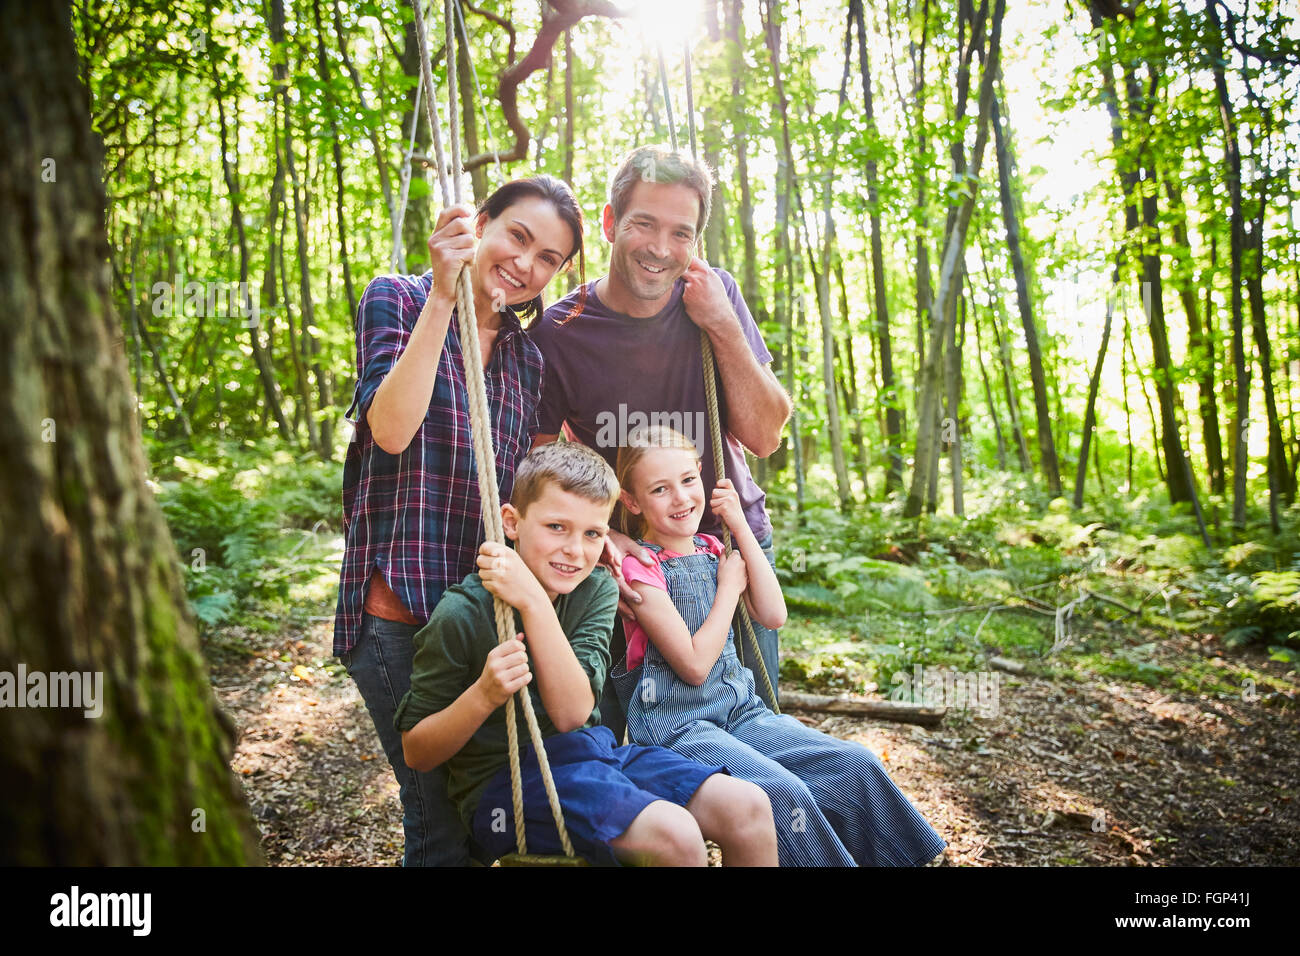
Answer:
[{"xmin": 471, "ymin": 725, "xmax": 727, "ymax": 866}]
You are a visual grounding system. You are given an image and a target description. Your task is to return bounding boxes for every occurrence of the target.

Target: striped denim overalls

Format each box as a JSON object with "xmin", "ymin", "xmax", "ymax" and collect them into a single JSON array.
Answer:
[{"xmin": 612, "ymin": 536, "xmax": 947, "ymax": 867}]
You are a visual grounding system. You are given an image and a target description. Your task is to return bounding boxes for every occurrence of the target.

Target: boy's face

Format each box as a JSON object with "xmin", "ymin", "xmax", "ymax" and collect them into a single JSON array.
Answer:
[{"xmin": 502, "ymin": 484, "xmax": 612, "ymax": 600}]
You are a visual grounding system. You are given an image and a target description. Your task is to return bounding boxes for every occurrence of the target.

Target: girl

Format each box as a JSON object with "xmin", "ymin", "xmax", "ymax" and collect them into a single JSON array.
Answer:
[
  {"xmin": 334, "ymin": 176, "xmax": 585, "ymax": 866},
  {"xmin": 612, "ymin": 424, "xmax": 947, "ymax": 866}
]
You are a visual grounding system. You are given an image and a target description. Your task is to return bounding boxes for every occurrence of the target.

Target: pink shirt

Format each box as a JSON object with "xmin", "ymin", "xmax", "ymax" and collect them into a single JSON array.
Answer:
[{"xmin": 621, "ymin": 534, "xmax": 726, "ymax": 671}]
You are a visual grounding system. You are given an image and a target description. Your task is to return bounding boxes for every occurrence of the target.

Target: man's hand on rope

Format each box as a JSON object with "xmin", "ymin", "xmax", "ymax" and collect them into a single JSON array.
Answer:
[
  {"xmin": 477, "ymin": 541, "xmax": 548, "ymax": 614},
  {"xmin": 681, "ymin": 256, "xmax": 738, "ymax": 336},
  {"xmin": 427, "ymin": 203, "xmax": 477, "ymax": 299},
  {"xmin": 474, "ymin": 636, "xmax": 531, "ymax": 708},
  {"xmin": 602, "ymin": 528, "xmax": 653, "ymax": 620}
]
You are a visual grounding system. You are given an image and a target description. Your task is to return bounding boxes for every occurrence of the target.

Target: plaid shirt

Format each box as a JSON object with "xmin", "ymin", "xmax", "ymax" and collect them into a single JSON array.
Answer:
[{"xmin": 333, "ymin": 272, "xmax": 544, "ymax": 657}]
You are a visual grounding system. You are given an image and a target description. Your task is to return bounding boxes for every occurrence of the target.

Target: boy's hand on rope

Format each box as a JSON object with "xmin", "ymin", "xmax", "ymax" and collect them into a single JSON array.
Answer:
[
  {"xmin": 681, "ymin": 257, "xmax": 736, "ymax": 334},
  {"xmin": 474, "ymin": 636, "xmax": 531, "ymax": 708},
  {"xmin": 477, "ymin": 541, "xmax": 548, "ymax": 614},
  {"xmin": 427, "ymin": 203, "xmax": 477, "ymax": 299},
  {"xmin": 710, "ymin": 478, "xmax": 745, "ymax": 535}
]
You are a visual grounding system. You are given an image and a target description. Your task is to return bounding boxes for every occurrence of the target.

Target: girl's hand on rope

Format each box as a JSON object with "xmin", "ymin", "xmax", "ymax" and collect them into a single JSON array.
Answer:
[
  {"xmin": 474, "ymin": 636, "xmax": 531, "ymax": 708},
  {"xmin": 709, "ymin": 479, "xmax": 745, "ymax": 536},
  {"xmin": 717, "ymin": 550, "xmax": 749, "ymax": 599},
  {"xmin": 681, "ymin": 257, "xmax": 737, "ymax": 334},
  {"xmin": 427, "ymin": 203, "xmax": 477, "ymax": 300},
  {"xmin": 477, "ymin": 541, "xmax": 548, "ymax": 614}
]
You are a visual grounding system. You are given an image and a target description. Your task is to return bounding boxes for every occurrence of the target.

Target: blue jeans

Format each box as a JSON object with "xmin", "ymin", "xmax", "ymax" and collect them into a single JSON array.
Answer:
[
  {"xmin": 599, "ymin": 531, "xmax": 782, "ymax": 739},
  {"xmin": 342, "ymin": 613, "xmax": 470, "ymax": 866},
  {"xmin": 741, "ymin": 532, "xmax": 781, "ymax": 712}
]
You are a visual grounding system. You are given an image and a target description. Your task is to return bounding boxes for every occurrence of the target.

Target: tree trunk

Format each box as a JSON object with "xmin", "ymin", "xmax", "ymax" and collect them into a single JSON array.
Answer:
[
  {"xmin": 992, "ymin": 87, "xmax": 1061, "ymax": 497},
  {"xmin": 1165, "ymin": 181, "xmax": 1225, "ymax": 496},
  {"xmin": 810, "ymin": 180, "xmax": 852, "ymax": 510},
  {"xmin": 1125, "ymin": 314, "xmax": 1165, "ymax": 484},
  {"xmin": 835, "ymin": 258, "xmax": 871, "ymax": 492},
  {"xmin": 946, "ymin": 289, "xmax": 966, "ymax": 516},
  {"xmin": 314, "ymin": 0, "xmax": 358, "ymax": 323},
  {"xmin": 910, "ymin": 0, "xmax": 933, "ymax": 415},
  {"xmin": 726, "ymin": 0, "xmax": 758, "ymax": 307},
  {"xmin": 904, "ymin": 0, "xmax": 1005, "ymax": 518},
  {"xmin": 273, "ymin": 0, "xmax": 332, "ymax": 457},
  {"xmin": 983, "ymin": 254, "xmax": 1031, "ymax": 472},
  {"xmin": 399, "ymin": 2, "xmax": 434, "ymax": 275},
  {"xmin": 849, "ymin": 0, "xmax": 902, "ymax": 492},
  {"xmin": 1205, "ymin": 0, "xmax": 1250, "ymax": 528},
  {"xmin": 1135, "ymin": 143, "xmax": 1195, "ymax": 506},
  {"xmin": 332, "ymin": 0, "xmax": 396, "ymax": 229},
  {"xmin": 0, "ymin": 0, "xmax": 262, "ymax": 865},
  {"xmin": 456, "ymin": 15, "xmax": 487, "ymax": 203},
  {"xmin": 1074, "ymin": 265, "xmax": 1117, "ymax": 507},
  {"xmin": 969, "ymin": 279, "xmax": 1007, "ymax": 470},
  {"xmin": 763, "ymin": 0, "xmax": 805, "ymax": 512},
  {"xmin": 1121, "ymin": 313, "xmax": 1134, "ymax": 489},
  {"xmin": 213, "ymin": 64, "xmax": 293, "ymax": 444},
  {"xmin": 1246, "ymin": 181, "xmax": 1289, "ymax": 529}
]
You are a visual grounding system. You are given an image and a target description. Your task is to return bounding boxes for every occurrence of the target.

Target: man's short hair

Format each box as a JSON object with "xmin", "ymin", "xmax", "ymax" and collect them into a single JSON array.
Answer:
[
  {"xmin": 511, "ymin": 441, "xmax": 619, "ymax": 516},
  {"xmin": 607, "ymin": 144, "xmax": 714, "ymax": 238}
]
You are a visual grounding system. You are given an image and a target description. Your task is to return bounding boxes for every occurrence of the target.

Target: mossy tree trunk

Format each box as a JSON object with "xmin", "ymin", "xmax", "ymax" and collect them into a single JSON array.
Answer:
[{"xmin": 0, "ymin": 1, "xmax": 263, "ymax": 865}]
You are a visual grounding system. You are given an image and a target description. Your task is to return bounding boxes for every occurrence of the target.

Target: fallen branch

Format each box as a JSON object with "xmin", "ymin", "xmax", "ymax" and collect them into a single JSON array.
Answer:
[
  {"xmin": 779, "ymin": 691, "xmax": 946, "ymax": 727},
  {"xmin": 1080, "ymin": 587, "xmax": 1138, "ymax": 616},
  {"xmin": 988, "ymin": 655, "xmax": 1027, "ymax": 675}
]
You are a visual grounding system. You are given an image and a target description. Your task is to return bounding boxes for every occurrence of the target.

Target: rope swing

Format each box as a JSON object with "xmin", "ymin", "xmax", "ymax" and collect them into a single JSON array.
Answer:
[
  {"xmin": 412, "ymin": 0, "xmax": 581, "ymax": 866},
  {"xmin": 662, "ymin": 38, "xmax": 780, "ymax": 714},
  {"xmin": 405, "ymin": 2, "xmax": 781, "ymax": 864}
]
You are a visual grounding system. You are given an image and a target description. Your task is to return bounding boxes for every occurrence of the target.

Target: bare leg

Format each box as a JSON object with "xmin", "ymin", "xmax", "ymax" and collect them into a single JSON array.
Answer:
[
  {"xmin": 608, "ymin": 800, "xmax": 708, "ymax": 867},
  {"xmin": 686, "ymin": 774, "xmax": 778, "ymax": 867}
]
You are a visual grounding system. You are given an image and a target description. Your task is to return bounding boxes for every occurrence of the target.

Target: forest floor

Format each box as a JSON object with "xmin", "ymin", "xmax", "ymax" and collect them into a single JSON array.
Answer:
[{"xmin": 205, "ymin": 606, "xmax": 1300, "ymax": 867}]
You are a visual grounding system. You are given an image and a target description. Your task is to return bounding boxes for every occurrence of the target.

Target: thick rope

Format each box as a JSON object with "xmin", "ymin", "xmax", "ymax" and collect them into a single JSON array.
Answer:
[
  {"xmin": 655, "ymin": 46, "xmax": 679, "ymax": 152},
  {"xmin": 678, "ymin": 40, "xmax": 779, "ymax": 714},
  {"xmin": 412, "ymin": 0, "xmax": 576, "ymax": 859},
  {"xmin": 700, "ymin": 342, "xmax": 780, "ymax": 713}
]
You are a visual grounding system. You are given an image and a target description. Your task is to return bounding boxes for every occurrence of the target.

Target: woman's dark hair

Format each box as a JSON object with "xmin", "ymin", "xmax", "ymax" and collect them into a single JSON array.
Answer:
[{"xmin": 476, "ymin": 174, "xmax": 585, "ymax": 325}]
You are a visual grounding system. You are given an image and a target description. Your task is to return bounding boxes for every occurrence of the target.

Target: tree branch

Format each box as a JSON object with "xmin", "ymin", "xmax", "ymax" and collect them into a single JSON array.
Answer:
[
  {"xmin": 463, "ymin": 0, "xmax": 632, "ymax": 170},
  {"xmin": 463, "ymin": 0, "xmax": 517, "ymax": 65}
]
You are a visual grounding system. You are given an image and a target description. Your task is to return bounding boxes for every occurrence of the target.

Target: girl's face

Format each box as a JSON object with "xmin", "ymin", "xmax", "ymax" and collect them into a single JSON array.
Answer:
[
  {"xmin": 621, "ymin": 446, "xmax": 705, "ymax": 539},
  {"xmin": 473, "ymin": 195, "xmax": 573, "ymax": 308}
]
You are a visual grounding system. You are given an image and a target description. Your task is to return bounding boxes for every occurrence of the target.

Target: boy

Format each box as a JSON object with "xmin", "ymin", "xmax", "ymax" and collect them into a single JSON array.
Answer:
[{"xmin": 396, "ymin": 442, "xmax": 776, "ymax": 866}]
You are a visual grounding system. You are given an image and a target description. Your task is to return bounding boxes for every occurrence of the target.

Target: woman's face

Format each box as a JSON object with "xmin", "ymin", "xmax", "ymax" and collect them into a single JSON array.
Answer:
[{"xmin": 473, "ymin": 195, "xmax": 575, "ymax": 309}]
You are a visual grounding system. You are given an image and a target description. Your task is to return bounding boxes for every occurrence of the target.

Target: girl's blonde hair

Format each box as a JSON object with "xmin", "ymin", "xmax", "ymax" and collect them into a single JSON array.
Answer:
[{"xmin": 614, "ymin": 424, "xmax": 701, "ymax": 539}]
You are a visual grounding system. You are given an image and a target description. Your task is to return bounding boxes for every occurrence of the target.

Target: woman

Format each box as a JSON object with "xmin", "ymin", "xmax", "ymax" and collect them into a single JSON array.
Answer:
[{"xmin": 333, "ymin": 176, "xmax": 585, "ymax": 866}]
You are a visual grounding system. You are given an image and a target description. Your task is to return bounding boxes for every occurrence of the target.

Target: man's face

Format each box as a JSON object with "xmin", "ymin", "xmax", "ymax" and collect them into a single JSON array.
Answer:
[
  {"xmin": 603, "ymin": 180, "xmax": 700, "ymax": 310},
  {"xmin": 503, "ymin": 485, "xmax": 612, "ymax": 600}
]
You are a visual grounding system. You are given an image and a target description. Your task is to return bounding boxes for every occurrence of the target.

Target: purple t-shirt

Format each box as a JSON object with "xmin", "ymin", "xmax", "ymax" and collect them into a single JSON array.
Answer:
[{"xmin": 529, "ymin": 267, "xmax": 773, "ymax": 541}]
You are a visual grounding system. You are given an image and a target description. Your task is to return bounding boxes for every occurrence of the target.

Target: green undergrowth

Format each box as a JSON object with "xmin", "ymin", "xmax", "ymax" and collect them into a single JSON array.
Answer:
[
  {"xmin": 145, "ymin": 436, "xmax": 344, "ymax": 636},
  {"xmin": 768, "ymin": 480, "xmax": 1300, "ymax": 703},
  {"xmin": 143, "ymin": 435, "xmax": 1300, "ymax": 706}
]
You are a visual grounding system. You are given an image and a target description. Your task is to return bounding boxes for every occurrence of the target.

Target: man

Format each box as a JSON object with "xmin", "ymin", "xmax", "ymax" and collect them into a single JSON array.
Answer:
[{"xmin": 529, "ymin": 144, "xmax": 791, "ymax": 729}]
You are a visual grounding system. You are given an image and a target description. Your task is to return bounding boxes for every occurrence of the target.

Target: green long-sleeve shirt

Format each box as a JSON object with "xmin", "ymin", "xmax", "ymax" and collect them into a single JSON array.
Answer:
[{"xmin": 395, "ymin": 567, "xmax": 617, "ymax": 829}]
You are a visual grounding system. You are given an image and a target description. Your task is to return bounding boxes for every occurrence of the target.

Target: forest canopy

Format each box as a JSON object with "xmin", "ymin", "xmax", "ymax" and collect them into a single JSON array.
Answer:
[{"xmin": 72, "ymin": 0, "xmax": 1300, "ymax": 650}]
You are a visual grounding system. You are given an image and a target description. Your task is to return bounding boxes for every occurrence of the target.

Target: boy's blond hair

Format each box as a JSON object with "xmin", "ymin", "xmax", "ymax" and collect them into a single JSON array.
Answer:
[
  {"xmin": 511, "ymin": 441, "xmax": 619, "ymax": 516},
  {"xmin": 614, "ymin": 424, "xmax": 700, "ymax": 539}
]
